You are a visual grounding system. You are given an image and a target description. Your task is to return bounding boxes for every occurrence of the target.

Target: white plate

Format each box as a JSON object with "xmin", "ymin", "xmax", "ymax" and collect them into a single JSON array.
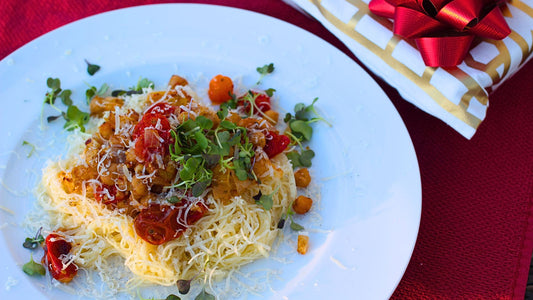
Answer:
[{"xmin": 0, "ymin": 4, "xmax": 421, "ymax": 300}]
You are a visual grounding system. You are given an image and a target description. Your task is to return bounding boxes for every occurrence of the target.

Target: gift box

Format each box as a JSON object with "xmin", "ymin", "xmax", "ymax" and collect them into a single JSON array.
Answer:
[{"xmin": 288, "ymin": 0, "xmax": 533, "ymax": 138}]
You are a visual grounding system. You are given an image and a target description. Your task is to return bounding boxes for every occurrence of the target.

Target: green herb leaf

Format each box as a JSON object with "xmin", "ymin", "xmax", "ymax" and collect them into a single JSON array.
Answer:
[
  {"xmin": 257, "ymin": 63, "xmax": 274, "ymax": 76},
  {"xmin": 86, "ymin": 86, "xmax": 96, "ymax": 104},
  {"xmin": 289, "ymin": 120, "xmax": 313, "ymax": 141},
  {"xmin": 86, "ymin": 83, "xmax": 109, "ymax": 104},
  {"xmin": 59, "ymin": 89, "xmax": 73, "ymax": 106},
  {"xmin": 180, "ymin": 157, "xmax": 201, "ymax": 181},
  {"xmin": 195, "ymin": 288, "xmax": 215, "ymax": 300},
  {"xmin": 22, "ymin": 228, "xmax": 44, "ymax": 249},
  {"xmin": 265, "ymin": 88, "xmax": 276, "ymax": 97},
  {"xmin": 167, "ymin": 196, "xmax": 182, "ymax": 204},
  {"xmin": 286, "ymin": 151, "xmax": 301, "ymax": 168},
  {"xmin": 192, "ymin": 180, "xmax": 210, "ymax": 197},
  {"xmin": 299, "ymin": 149, "xmax": 315, "ymax": 167},
  {"xmin": 255, "ymin": 187, "xmax": 279, "ymax": 210},
  {"xmin": 85, "ymin": 60, "xmax": 101, "ymax": 76},
  {"xmin": 134, "ymin": 77, "xmax": 154, "ymax": 92},
  {"xmin": 256, "ymin": 63, "xmax": 275, "ymax": 85},
  {"xmin": 111, "ymin": 90, "xmax": 127, "ymax": 97},
  {"xmin": 44, "ymin": 78, "xmax": 62, "ymax": 105},
  {"xmin": 195, "ymin": 116, "xmax": 213, "ymax": 130},
  {"xmin": 46, "ymin": 77, "xmax": 61, "ymax": 91},
  {"xmin": 287, "ymin": 149, "xmax": 315, "ymax": 169},
  {"xmin": 64, "ymin": 105, "xmax": 90, "ymax": 132},
  {"xmin": 47, "ymin": 115, "xmax": 61, "ymax": 123},
  {"xmin": 219, "ymin": 120, "xmax": 236, "ymax": 130},
  {"xmin": 290, "ymin": 221, "xmax": 305, "ymax": 231},
  {"xmin": 166, "ymin": 295, "xmax": 181, "ymax": 300},
  {"xmin": 22, "ymin": 254, "xmax": 46, "ymax": 276},
  {"xmin": 284, "ymin": 113, "xmax": 292, "ymax": 123}
]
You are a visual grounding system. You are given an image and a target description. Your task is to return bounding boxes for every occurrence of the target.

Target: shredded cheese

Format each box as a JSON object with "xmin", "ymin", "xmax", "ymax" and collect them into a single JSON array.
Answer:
[{"xmin": 31, "ymin": 85, "xmax": 298, "ymax": 298}]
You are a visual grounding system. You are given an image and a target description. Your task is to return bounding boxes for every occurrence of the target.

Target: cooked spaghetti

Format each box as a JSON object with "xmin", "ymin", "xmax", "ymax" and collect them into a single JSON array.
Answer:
[{"xmin": 36, "ymin": 75, "xmax": 297, "ymax": 289}]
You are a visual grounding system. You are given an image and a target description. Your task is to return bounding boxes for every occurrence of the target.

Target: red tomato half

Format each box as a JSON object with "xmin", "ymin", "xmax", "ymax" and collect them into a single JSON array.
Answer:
[
  {"xmin": 238, "ymin": 91, "xmax": 271, "ymax": 115},
  {"xmin": 132, "ymin": 113, "xmax": 172, "ymax": 162},
  {"xmin": 134, "ymin": 202, "xmax": 207, "ymax": 245},
  {"xmin": 263, "ymin": 131, "xmax": 290, "ymax": 158},
  {"xmin": 43, "ymin": 234, "xmax": 78, "ymax": 283},
  {"xmin": 95, "ymin": 184, "xmax": 128, "ymax": 204}
]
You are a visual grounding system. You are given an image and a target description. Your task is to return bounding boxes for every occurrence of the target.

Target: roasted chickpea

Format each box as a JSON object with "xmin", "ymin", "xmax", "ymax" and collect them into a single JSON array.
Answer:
[
  {"xmin": 297, "ymin": 235, "xmax": 309, "ymax": 255},
  {"xmin": 89, "ymin": 96, "xmax": 124, "ymax": 116},
  {"xmin": 294, "ymin": 168, "xmax": 311, "ymax": 188},
  {"xmin": 292, "ymin": 195, "xmax": 313, "ymax": 214},
  {"xmin": 263, "ymin": 110, "xmax": 279, "ymax": 125},
  {"xmin": 168, "ymin": 75, "xmax": 188, "ymax": 89}
]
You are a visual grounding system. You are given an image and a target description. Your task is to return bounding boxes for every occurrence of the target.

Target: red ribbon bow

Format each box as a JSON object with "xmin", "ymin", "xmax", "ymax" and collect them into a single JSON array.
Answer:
[{"xmin": 369, "ymin": 0, "xmax": 511, "ymax": 67}]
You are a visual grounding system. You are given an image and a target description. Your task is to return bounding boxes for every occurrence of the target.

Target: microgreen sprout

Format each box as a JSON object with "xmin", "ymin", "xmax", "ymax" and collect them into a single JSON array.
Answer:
[
  {"xmin": 195, "ymin": 288, "xmax": 215, "ymax": 300},
  {"xmin": 283, "ymin": 97, "xmax": 329, "ymax": 169},
  {"xmin": 86, "ymin": 83, "xmax": 109, "ymax": 104},
  {"xmin": 137, "ymin": 290, "xmax": 181, "ymax": 300},
  {"xmin": 22, "ymin": 253, "xmax": 46, "ymax": 276},
  {"xmin": 85, "ymin": 59, "xmax": 101, "ymax": 76},
  {"xmin": 111, "ymin": 77, "xmax": 155, "ymax": 97},
  {"xmin": 279, "ymin": 205, "xmax": 304, "ymax": 231},
  {"xmin": 134, "ymin": 77, "xmax": 155, "ymax": 92},
  {"xmin": 167, "ymin": 196, "xmax": 182, "ymax": 204},
  {"xmin": 286, "ymin": 149, "xmax": 315, "ymax": 169},
  {"xmin": 22, "ymin": 227, "xmax": 44, "ymax": 250},
  {"xmin": 169, "ymin": 114, "xmax": 258, "ymax": 195},
  {"xmin": 42, "ymin": 77, "xmax": 90, "ymax": 132},
  {"xmin": 254, "ymin": 186, "xmax": 279, "ymax": 211},
  {"xmin": 256, "ymin": 63, "xmax": 275, "ymax": 85},
  {"xmin": 22, "ymin": 141, "xmax": 37, "ymax": 158}
]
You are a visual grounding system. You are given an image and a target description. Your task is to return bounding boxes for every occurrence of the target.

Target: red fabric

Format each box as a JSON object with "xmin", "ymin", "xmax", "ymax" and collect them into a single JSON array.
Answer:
[{"xmin": 2, "ymin": 0, "xmax": 533, "ymax": 299}]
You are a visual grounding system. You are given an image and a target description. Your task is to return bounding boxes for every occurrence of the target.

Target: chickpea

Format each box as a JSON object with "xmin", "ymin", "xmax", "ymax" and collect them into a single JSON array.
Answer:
[
  {"xmin": 89, "ymin": 96, "xmax": 124, "ymax": 116},
  {"xmin": 168, "ymin": 75, "xmax": 188, "ymax": 89},
  {"xmin": 226, "ymin": 112, "xmax": 241, "ymax": 124},
  {"xmin": 98, "ymin": 122, "xmax": 114, "ymax": 140},
  {"xmin": 249, "ymin": 131, "xmax": 266, "ymax": 148},
  {"xmin": 263, "ymin": 110, "xmax": 279, "ymax": 125},
  {"xmin": 132, "ymin": 165, "xmax": 149, "ymax": 199},
  {"xmin": 292, "ymin": 195, "xmax": 313, "ymax": 214},
  {"xmin": 132, "ymin": 176, "xmax": 149, "ymax": 199},
  {"xmin": 294, "ymin": 168, "xmax": 311, "ymax": 188},
  {"xmin": 297, "ymin": 235, "xmax": 309, "ymax": 255}
]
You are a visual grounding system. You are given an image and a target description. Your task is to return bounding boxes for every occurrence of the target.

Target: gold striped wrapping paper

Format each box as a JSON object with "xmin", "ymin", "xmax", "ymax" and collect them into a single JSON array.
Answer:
[{"xmin": 288, "ymin": 0, "xmax": 533, "ymax": 138}]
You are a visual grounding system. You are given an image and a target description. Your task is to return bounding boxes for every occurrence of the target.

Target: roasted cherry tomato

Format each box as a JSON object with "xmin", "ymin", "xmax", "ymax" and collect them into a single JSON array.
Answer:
[
  {"xmin": 145, "ymin": 102, "xmax": 176, "ymax": 116},
  {"xmin": 134, "ymin": 202, "xmax": 207, "ymax": 245},
  {"xmin": 253, "ymin": 93, "xmax": 271, "ymax": 112},
  {"xmin": 43, "ymin": 233, "xmax": 78, "ymax": 283},
  {"xmin": 237, "ymin": 91, "xmax": 271, "ymax": 115},
  {"xmin": 263, "ymin": 131, "xmax": 290, "ymax": 158},
  {"xmin": 133, "ymin": 113, "xmax": 172, "ymax": 162},
  {"xmin": 208, "ymin": 75, "xmax": 234, "ymax": 105},
  {"xmin": 95, "ymin": 184, "xmax": 128, "ymax": 204}
]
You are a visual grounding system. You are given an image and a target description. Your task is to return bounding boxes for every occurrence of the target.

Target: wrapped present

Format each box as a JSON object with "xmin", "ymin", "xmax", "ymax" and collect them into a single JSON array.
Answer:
[{"xmin": 287, "ymin": 0, "xmax": 533, "ymax": 138}]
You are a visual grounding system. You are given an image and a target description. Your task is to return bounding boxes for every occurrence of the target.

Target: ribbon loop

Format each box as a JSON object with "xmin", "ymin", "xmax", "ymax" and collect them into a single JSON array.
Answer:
[
  {"xmin": 436, "ymin": 0, "xmax": 483, "ymax": 30},
  {"xmin": 369, "ymin": 0, "xmax": 511, "ymax": 66}
]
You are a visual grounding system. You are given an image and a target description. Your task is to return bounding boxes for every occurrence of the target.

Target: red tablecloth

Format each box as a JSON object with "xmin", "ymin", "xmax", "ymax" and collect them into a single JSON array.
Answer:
[{"xmin": 2, "ymin": 0, "xmax": 533, "ymax": 299}]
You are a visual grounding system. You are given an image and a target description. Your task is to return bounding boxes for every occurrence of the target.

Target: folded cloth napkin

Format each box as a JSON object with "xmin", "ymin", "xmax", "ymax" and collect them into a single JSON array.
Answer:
[{"xmin": 286, "ymin": 0, "xmax": 533, "ymax": 138}]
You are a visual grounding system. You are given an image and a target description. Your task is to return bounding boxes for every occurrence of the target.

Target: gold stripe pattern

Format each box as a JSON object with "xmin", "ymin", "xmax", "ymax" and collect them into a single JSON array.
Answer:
[{"xmin": 308, "ymin": 0, "xmax": 533, "ymax": 130}]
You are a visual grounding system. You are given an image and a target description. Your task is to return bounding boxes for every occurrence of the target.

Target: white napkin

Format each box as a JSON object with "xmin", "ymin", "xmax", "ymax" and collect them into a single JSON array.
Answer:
[{"xmin": 286, "ymin": 0, "xmax": 533, "ymax": 138}]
